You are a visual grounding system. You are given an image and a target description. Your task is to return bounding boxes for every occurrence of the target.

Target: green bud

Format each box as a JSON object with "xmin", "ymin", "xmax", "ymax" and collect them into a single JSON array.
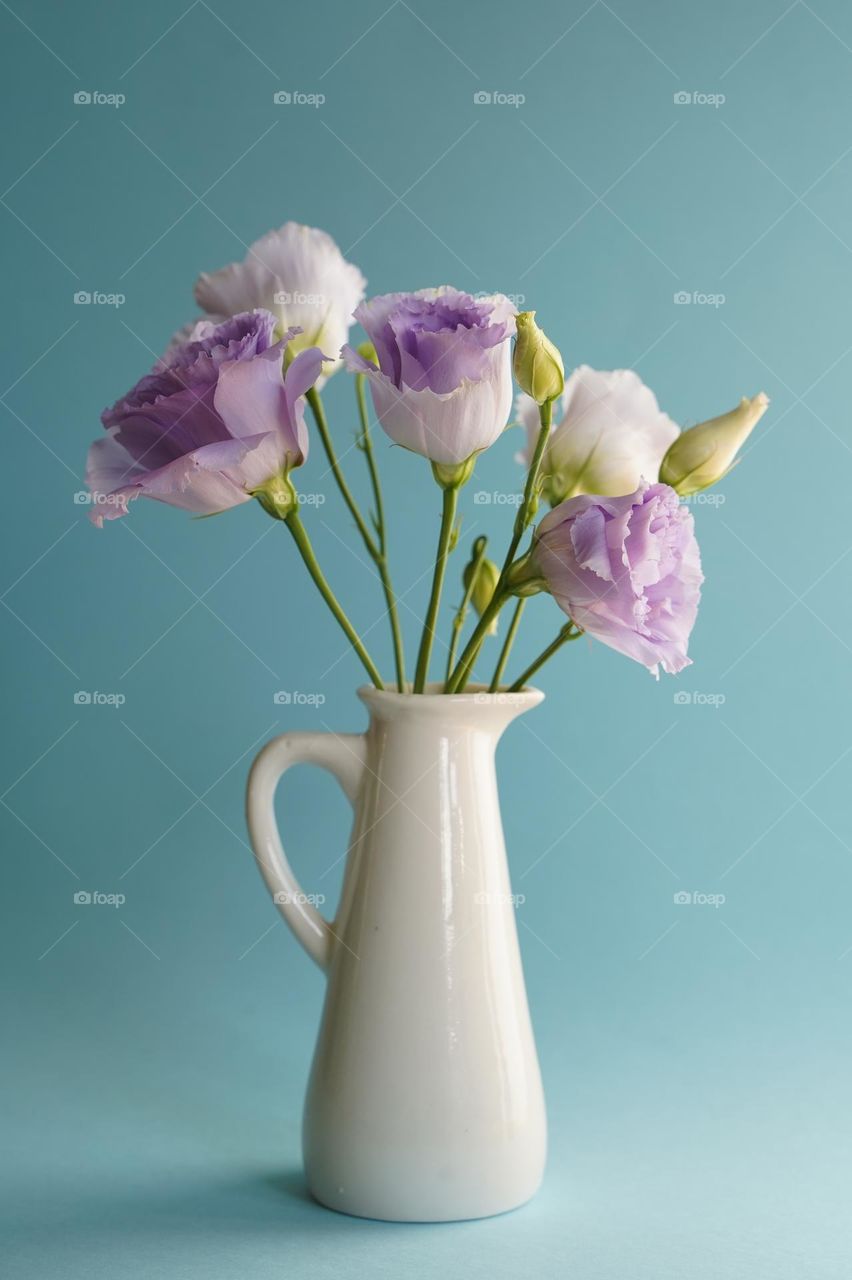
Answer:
[
  {"xmin": 660, "ymin": 392, "xmax": 769, "ymax": 496},
  {"xmin": 504, "ymin": 549, "xmax": 547, "ymax": 598},
  {"xmin": 513, "ymin": 311, "xmax": 564, "ymax": 405},
  {"xmin": 357, "ymin": 340, "xmax": 378, "ymax": 366},
  {"xmin": 431, "ymin": 455, "xmax": 477, "ymax": 490},
  {"xmin": 252, "ymin": 473, "xmax": 298, "ymax": 521},
  {"xmin": 464, "ymin": 554, "xmax": 501, "ymax": 635}
]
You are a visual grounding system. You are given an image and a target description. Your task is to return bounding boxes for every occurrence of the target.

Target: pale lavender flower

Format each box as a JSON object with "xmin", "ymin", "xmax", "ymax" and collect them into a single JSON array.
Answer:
[
  {"xmin": 344, "ymin": 287, "xmax": 515, "ymax": 465},
  {"xmin": 527, "ymin": 481, "xmax": 703, "ymax": 676}
]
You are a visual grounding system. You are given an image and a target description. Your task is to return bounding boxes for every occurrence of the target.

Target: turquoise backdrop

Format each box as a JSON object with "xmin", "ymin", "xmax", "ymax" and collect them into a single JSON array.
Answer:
[{"xmin": 2, "ymin": 1, "xmax": 850, "ymax": 1275}]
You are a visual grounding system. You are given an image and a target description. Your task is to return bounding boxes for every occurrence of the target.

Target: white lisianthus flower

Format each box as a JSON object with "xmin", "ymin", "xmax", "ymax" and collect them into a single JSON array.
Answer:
[
  {"xmin": 516, "ymin": 366, "xmax": 680, "ymax": 504},
  {"xmin": 192, "ymin": 222, "xmax": 366, "ymax": 381}
]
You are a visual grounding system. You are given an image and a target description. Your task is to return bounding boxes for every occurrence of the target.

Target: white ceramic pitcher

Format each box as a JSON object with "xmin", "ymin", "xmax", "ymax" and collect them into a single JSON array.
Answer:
[{"xmin": 245, "ymin": 684, "xmax": 547, "ymax": 1222}]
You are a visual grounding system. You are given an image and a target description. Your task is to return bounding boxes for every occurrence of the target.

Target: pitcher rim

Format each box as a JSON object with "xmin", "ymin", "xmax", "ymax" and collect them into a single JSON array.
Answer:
[{"xmin": 357, "ymin": 682, "xmax": 545, "ymax": 713}]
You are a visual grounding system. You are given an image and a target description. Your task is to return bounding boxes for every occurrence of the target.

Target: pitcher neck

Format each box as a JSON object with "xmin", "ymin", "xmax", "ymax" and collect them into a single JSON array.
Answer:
[{"xmin": 358, "ymin": 684, "xmax": 544, "ymax": 739}]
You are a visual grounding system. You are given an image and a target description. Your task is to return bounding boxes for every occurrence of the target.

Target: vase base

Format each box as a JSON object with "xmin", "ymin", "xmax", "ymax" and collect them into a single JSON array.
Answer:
[{"xmin": 307, "ymin": 1177, "xmax": 543, "ymax": 1223}]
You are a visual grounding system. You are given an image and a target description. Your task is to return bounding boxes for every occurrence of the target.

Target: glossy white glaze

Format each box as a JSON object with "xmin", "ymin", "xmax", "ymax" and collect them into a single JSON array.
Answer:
[{"xmin": 246, "ymin": 685, "xmax": 547, "ymax": 1222}]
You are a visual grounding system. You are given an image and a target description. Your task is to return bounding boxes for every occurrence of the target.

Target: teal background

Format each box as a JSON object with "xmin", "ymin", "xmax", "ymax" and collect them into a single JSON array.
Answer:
[{"xmin": 2, "ymin": 0, "xmax": 850, "ymax": 1274}]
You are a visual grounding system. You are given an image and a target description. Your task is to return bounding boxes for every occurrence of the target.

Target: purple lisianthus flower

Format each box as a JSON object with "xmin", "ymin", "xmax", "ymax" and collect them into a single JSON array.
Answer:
[
  {"xmin": 343, "ymin": 287, "xmax": 515, "ymax": 465},
  {"xmin": 528, "ymin": 481, "xmax": 703, "ymax": 676},
  {"xmin": 86, "ymin": 311, "xmax": 325, "ymax": 524}
]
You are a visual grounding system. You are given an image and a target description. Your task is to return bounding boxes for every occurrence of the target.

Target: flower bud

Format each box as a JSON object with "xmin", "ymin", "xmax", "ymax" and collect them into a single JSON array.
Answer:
[
  {"xmin": 513, "ymin": 311, "xmax": 564, "ymax": 405},
  {"xmin": 356, "ymin": 340, "xmax": 378, "ymax": 366},
  {"xmin": 464, "ymin": 553, "xmax": 501, "ymax": 634},
  {"xmin": 660, "ymin": 393, "xmax": 769, "ymax": 496}
]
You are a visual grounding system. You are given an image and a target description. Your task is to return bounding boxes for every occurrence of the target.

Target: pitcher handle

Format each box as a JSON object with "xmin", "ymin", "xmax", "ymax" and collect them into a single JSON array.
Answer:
[{"xmin": 246, "ymin": 730, "xmax": 367, "ymax": 971}]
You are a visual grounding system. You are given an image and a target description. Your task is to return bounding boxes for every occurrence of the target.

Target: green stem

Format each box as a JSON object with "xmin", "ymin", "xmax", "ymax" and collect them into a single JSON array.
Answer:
[
  {"xmin": 446, "ymin": 535, "xmax": 488, "ymax": 682},
  {"xmin": 446, "ymin": 399, "xmax": 553, "ymax": 693},
  {"xmin": 508, "ymin": 622, "xmax": 582, "ymax": 692},
  {"xmin": 355, "ymin": 376, "xmax": 386, "ymax": 552},
  {"xmin": 414, "ymin": 484, "xmax": 459, "ymax": 694},
  {"xmin": 355, "ymin": 375, "xmax": 406, "ymax": 692},
  {"xmin": 285, "ymin": 510, "xmax": 384, "ymax": 690},
  {"xmin": 307, "ymin": 386, "xmax": 379, "ymax": 558},
  {"xmin": 488, "ymin": 598, "xmax": 525, "ymax": 692}
]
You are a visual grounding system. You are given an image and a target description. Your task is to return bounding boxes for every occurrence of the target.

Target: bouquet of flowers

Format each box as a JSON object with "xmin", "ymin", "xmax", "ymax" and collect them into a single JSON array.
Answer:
[{"xmin": 85, "ymin": 222, "xmax": 768, "ymax": 693}]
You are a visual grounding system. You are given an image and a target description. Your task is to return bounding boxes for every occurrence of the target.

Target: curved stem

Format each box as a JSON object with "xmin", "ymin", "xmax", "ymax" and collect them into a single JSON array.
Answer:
[
  {"xmin": 446, "ymin": 399, "xmax": 553, "ymax": 693},
  {"xmin": 285, "ymin": 510, "xmax": 384, "ymax": 690},
  {"xmin": 307, "ymin": 387, "xmax": 379, "ymax": 558},
  {"xmin": 488, "ymin": 598, "xmax": 525, "ymax": 692},
  {"xmin": 414, "ymin": 484, "xmax": 459, "ymax": 693},
  {"xmin": 355, "ymin": 375, "xmax": 406, "ymax": 691},
  {"xmin": 446, "ymin": 535, "xmax": 487, "ymax": 682},
  {"xmin": 355, "ymin": 375, "xmax": 386, "ymax": 552},
  {"xmin": 508, "ymin": 622, "xmax": 582, "ymax": 691}
]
